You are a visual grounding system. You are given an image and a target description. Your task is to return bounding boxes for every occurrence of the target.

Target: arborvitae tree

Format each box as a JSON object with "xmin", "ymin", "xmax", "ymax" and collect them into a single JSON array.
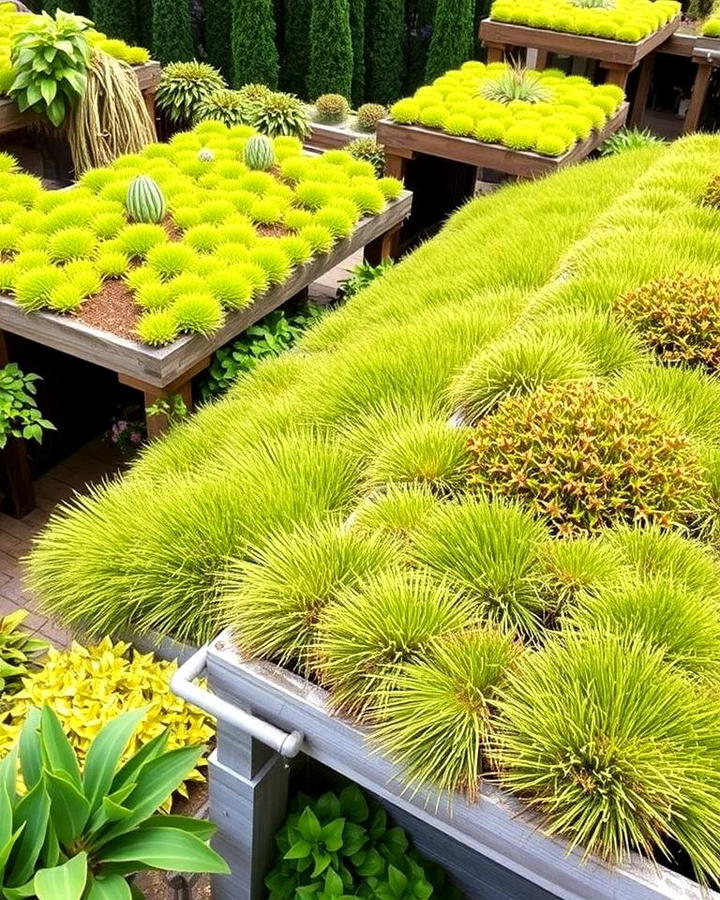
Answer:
[
  {"xmin": 307, "ymin": 0, "xmax": 353, "ymax": 100},
  {"xmin": 89, "ymin": 0, "xmax": 137, "ymax": 44},
  {"xmin": 280, "ymin": 0, "xmax": 310, "ymax": 95},
  {"xmin": 349, "ymin": 0, "xmax": 366, "ymax": 107},
  {"xmin": 231, "ymin": 0, "xmax": 279, "ymax": 88},
  {"xmin": 151, "ymin": 0, "xmax": 194, "ymax": 64},
  {"xmin": 405, "ymin": 0, "xmax": 436, "ymax": 93},
  {"xmin": 203, "ymin": 0, "xmax": 234, "ymax": 82},
  {"xmin": 426, "ymin": 0, "xmax": 474, "ymax": 81},
  {"xmin": 43, "ymin": 0, "xmax": 88, "ymax": 13},
  {"xmin": 365, "ymin": 0, "xmax": 405, "ymax": 105}
]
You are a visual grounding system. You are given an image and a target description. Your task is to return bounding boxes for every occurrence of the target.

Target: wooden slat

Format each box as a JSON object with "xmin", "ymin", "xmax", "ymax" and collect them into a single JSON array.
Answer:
[
  {"xmin": 306, "ymin": 122, "xmax": 364, "ymax": 152},
  {"xmin": 0, "ymin": 61, "xmax": 161, "ymax": 136},
  {"xmin": 661, "ymin": 32, "xmax": 699, "ymax": 57},
  {"xmin": 0, "ymin": 193, "xmax": 412, "ymax": 388},
  {"xmin": 207, "ymin": 631, "xmax": 718, "ymax": 900},
  {"xmin": 376, "ymin": 103, "xmax": 628, "ymax": 177},
  {"xmin": 479, "ymin": 15, "xmax": 680, "ymax": 66}
]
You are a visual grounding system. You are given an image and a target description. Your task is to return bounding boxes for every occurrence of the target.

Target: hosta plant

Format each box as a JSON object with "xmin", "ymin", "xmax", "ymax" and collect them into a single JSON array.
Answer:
[
  {"xmin": 468, "ymin": 379, "xmax": 711, "ymax": 536},
  {"xmin": 155, "ymin": 60, "xmax": 227, "ymax": 125},
  {"xmin": 0, "ymin": 610, "xmax": 46, "ymax": 701},
  {"xmin": 9, "ymin": 10, "xmax": 91, "ymax": 127},
  {"xmin": 0, "ymin": 363, "xmax": 54, "ymax": 449},
  {"xmin": 249, "ymin": 91, "xmax": 312, "ymax": 140},
  {"xmin": 193, "ymin": 89, "xmax": 253, "ymax": 127},
  {"xmin": 0, "ymin": 705, "xmax": 228, "ymax": 899},
  {"xmin": 614, "ymin": 273, "xmax": 720, "ymax": 372}
]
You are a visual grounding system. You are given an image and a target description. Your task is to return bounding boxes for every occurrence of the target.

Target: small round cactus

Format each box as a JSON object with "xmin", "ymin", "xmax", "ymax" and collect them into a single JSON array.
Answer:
[
  {"xmin": 314, "ymin": 93, "xmax": 350, "ymax": 125},
  {"xmin": 356, "ymin": 103, "xmax": 387, "ymax": 132},
  {"xmin": 243, "ymin": 135, "xmax": 276, "ymax": 171},
  {"xmin": 197, "ymin": 148, "xmax": 216, "ymax": 163}
]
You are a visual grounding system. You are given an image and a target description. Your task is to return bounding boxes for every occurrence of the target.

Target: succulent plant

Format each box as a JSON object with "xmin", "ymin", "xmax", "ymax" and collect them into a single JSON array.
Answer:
[
  {"xmin": 347, "ymin": 136, "xmax": 386, "ymax": 177},
  {"xmin": 314, "ymin": 93, "xmax": 350, "ymax": 125},
  {"xmin": 480, "ymin": 66, "xmax": 553, "ymax": 105},
  {"xmin": 156, "ymin": 60, "xmax": 227, "ymax": 125},
  {"xmin": 468, "ymin": 379, "xmax": 711, "ymax": 537},
  {"xmin": 615, "ymin": 273, "xmax": 720, "ymax": 373},
  {"xmin": 356, "ymin": 102, "xmax": 387, "ymax": 132},
  {"xmin": 197, "ymin": 147, "xmax": 216, "ymax": 163},
  {"xmin": 249, "ymin": 91, "xmax": 312, "ymax": 140},
  {"xmin": 193, "ymin": 89, "xmax": 254, "ymax": 128}
]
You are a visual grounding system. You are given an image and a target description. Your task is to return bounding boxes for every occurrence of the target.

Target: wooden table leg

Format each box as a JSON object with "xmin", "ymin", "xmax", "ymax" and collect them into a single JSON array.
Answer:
[
  {"xmin": 684, "ymin": 61, "xmax": 713, "ymax": 134},
  {"xmin": 0, "ymin": 330, "xmax": 35, "ymax": 517},
  {"xmin": 364, "ymin": 153, "xmax": 409, "ymax": 262},
  {"xmin": 484, "ymin": 42, "xmax": 506, "ymax": 63},
  {"xmin": 600, "ymin": 63, "xmax": 631, "ymax": 90},
  {"xmin": 142, "ymin": 89, "xmax": 158, "ymax": 140},
  {"xmin": 118, "ymin": 356, "xmax": 210, "ymax": 440},
  {"xmin": 629, "ymin": 55, "xmax": 654, "ymax": 127}
]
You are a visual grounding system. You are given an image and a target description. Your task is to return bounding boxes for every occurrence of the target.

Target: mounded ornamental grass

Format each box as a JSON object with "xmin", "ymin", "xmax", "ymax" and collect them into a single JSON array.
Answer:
[
  {"xmin": 489, "ymin": 0, "xmax": 679, "ymax": 41},
  {"xmin": 388, "ymin": 61, "xmax": 626, "ymax": 157},
  {"xmin": 31, "ymin": 137, "xmax": 720, "ymax": 881}
]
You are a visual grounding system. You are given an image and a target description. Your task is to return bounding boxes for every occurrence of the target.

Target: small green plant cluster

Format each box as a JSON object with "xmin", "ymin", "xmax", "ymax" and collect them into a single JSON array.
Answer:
[
  {"xmin": 0, "ymin": 3, "xmax": 148, "ymax": 99},
  {"xmin": 347, "ymin": 136, "xmax": 386, "ymax": 176},
  {"xmin": 489, "ymin": 0, "xmax": 679, "ymax": 41},
  {"xmin": 337, "ymin": 259, "xmax": 394, "ymax": 301},
  {"xmin": 0, "ymin": 610, "xmax": 46, "ymax": 700},
  {"xmin": 0, "ymin": 121, "xmax": 401, "ymax": 345},
  {"xmin": 0, "ymin": 362, "xmax": 54, "ymax": 449},
  {"xmin": 614, "ymin": 274, "xmax": 720, "ymax": 372},
  {"xmin": 314, "ymin": 92, "xmax": 350, "ymax": 125},
  {"xmin": 468, "ymin": 379, "xmax": 710, "ymax": 536},
  {"xmin": 389, "ymin": 61, "xmax": 626, "ymax": 157},
  {"xmin": 266, "ymin": 785, "xmax": 461, "ymax": 899},
  {"xmin": 155, "ymin": 60, "xmax": 226, "ymax": 126},
  {"xmin": 599, "ymin": 126, "xmax": 663, "ymax": 156},
  {"xmin": 199, "ymin": 300, "xmax": 323, "ymax": 401},
  {"xmin": 356, "ymin": 102, "xmax": 387, "ymax": 132},
  {"xmin": 0, "ymin": 705, "xmax": 228, "ymax": 898}
]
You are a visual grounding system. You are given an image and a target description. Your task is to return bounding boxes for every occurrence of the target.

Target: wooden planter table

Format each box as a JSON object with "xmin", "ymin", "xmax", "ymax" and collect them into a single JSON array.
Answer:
[
  {"xmin": 375, "ymin": 103, "xmax": 627, "ymax": 253},
  {"xmin": 479, "ymin": 16, "xmax": 680, "ymax": 92},
  {"xmin": 0, "ymin": 191, "xmax": 411, "ymax": 501},
  {"xmin": 684, "ymin": 38, "xmax": 720, "ymax": 133},
  {"xmin": 306, "ymin": 121, "xmax": 366, "ymax": 153}
]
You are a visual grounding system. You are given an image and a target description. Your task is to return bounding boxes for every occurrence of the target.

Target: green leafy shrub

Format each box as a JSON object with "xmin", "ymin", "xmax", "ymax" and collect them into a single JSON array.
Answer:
[
  {"xmin": 614, "ymin": 273, "xmax": 720, "ymax": 372},
  {"xmin": 495, "ymin": 631, "xmax": 720, "ymax": 882},
  {"xmin": 0, "ymin": 705, "xmax": 228, "ymax": 898},
  {"xmin": 0, "ymin": 610, "xmax": 46, "ymax": 700},
  {"xmin": 347, "ymin": 136, "xmax": 386, "ymax": 175},
  {"xmin": 308, "ymin": 0, "xmax": 353, "ymax": 100},
  {"xmin": 250, "ymin": 90, "xmax": 313, "ymax": 139},
  {"xmin": 193, "ymin": 88, "xmax": 252, "ymax": 127},
  {"xmin": 315, "ymin": 569, "xmax": 475, "ymax": 718},
  {"xmin": 9, "ymin": 9, "xmax": 90, "ymax": 127},
  {"xmin": 156, "ymin": 61, "xmax": 227, "ymax": 126},
  {"xmin": 0, "ymin": 362, "xmax": 54, "ymax": 448},
  {"xmin": 351, "ymin": 484, "xmax": 440, "ymax": 543},
  {"xmin": 356, "ymin": 102, "xmax": 387, "ymax": 132},
  {"xmin": 151, "ymin": 0, "xmax": 194, "ymax": 66},
  {"xmin": 314, "ymin": 93, "xmax": 351, "ymax": 125},
  {"xmin": 365, "ymin": 0, "xmax": 405, "ymax": 104},
  {"xmin": 599, "ymin": 126, "xmax": 663, "ymax": 157},
  {"xmin": 468, "ymin": 380, "xmax": 711, "ymax": 537},
  {"xmin": 372, "ymin": 628, "xmax": 521, "ymax": 797},
  {"xmin": 480, "ymin": 66, "xmax": 552, "ymax": 104},
  {"xmin": 266, "ymin": 785, "xmax": 457, "ymax": 899}
]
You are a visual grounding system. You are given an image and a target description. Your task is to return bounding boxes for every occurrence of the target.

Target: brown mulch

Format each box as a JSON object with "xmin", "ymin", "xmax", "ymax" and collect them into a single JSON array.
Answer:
[
  {"xmin": 257, "ymin": 223, "xmax": 291, "ymax": 238},
  {"xmin": 75, "ymin": 278, "xmax": 140, "ymax": 341},
  {"xmin": 161, "ymin": 215, "xmax": 183, "ymax": 242}
]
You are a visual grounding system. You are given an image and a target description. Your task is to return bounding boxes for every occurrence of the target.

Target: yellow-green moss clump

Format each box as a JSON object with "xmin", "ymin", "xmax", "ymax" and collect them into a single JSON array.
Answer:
[
  {"xmin": 489, "ymin": 0, "xmax": 679, "ymax": 41},
  {"xmin": 615, "ymin": 274, "xmax": 720, "ymax": 373},
  {"xmin": 468, "ymin": 379, "xmax": 710, "ymax": 536},
  {"xmin": 0, "ymin": 3, "xmax": 149, "ymax": 87},
  {"xmin": 389, "ymin": 61, "xmax": 625, "ymax": 157},
  {"xmin": 0, "ymin": 121, "xmax": 398, "ymax": 346}
]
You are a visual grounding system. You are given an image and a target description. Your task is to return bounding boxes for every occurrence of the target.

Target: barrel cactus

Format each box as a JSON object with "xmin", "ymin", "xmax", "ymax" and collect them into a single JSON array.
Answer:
[
  {"xmin": 197, "ymin": 148, "xmax": 216, "ymax": 163},
  {"xmin": 126, "ymin": 176, "xmax": 166, "ymax": 224},
  {"xmin": 244, "ymin": 135, "xmax": 276, "ymax": 171}
]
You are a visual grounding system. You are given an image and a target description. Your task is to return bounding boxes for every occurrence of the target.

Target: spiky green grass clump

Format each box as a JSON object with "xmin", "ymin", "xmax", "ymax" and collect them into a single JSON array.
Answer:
[
  {"xmin": 315, "ymin": 569, "xmax": 476, "ymax": 719},
  {"xmin": 469, "ymin": 380, "xmax": 711, "ymax": 537},
  {"xmin": 221, "ymin": 518, "xmax": 398, "ymax": 674},
  {"xmin": 372, "ymin": 628, "xmax": 522, "ymax": 797},
  {"xmin": 389, "ymin": 61, "xmax": 626, "ymax": 155},
  {"xmin": 351, "ymin": 484, "xmax": 441, "ymax": 542},
  {"xmin": 172, "ymin": 292, "xmax": 224, "ymax": 335},
  {"xmin": 136, "ymin": 309, "xmax": 180, "ymax": 346},
  {"xmin": 495, "ymin": 632, "xmax": 720, "ymax": 882},
  {"xmin": 410, "ymin": 497, "xmax": 548, "ymax": 633}
]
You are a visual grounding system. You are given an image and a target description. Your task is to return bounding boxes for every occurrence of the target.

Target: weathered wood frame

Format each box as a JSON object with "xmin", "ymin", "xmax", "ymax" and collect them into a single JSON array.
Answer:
[
  {"xmin": 306, "ymin": 121, "xmax": 367, "ymax": 152},
  {"xmin": 198, "ymin": 631, "xmax": 718, "ymax": 900}
]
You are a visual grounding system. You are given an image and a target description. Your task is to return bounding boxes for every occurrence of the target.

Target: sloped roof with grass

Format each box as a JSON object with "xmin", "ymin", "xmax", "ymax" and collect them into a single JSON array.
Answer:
[{"xmin": 28, "ymin": 135, "xmax": 720, "ymax": 884}]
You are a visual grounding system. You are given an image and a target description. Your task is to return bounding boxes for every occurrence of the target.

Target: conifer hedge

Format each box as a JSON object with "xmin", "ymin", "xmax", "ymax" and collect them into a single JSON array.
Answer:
[
  {"xmin": 425, "ymin": 0, "xmax": 475, "ymax": 81},
  {"xmin": 308, "ymin": 0, "xmax": 354, "ymax": 99},
  {"xmin": 152, "ymin": 0, "xmax": 195, "ymax": 65},
  {"xmin": 203, "ymin": 0, "xmax": 235, "ymax": 81},
  {"xmin": 231, "ymin": 0, "xmax": 279, "ymax": 87},
  {"xmin": 365, "ymin": 0, "xmax": 405, "ymax": 104},
  {"xmin": 89, "ymin": 0, "xmax": 137, "ymax": 44}
]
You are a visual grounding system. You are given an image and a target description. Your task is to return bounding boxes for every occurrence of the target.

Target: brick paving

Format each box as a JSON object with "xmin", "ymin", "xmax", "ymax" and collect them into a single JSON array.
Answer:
[{"xmin": 0, "ymin": 255, "xmax": 363, "ymax": 649}]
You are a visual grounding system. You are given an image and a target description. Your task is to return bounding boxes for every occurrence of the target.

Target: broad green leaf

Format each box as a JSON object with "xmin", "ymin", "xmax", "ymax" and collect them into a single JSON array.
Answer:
[
  {"xmin": 342, "ymin": 822, "xmax": 367, "ymax": 857},
  {"xmin": 44, "ymin": 769, "xmax": 90, "ymax": 846},
  {"xmin": 311, "ymin": 850, "xmax": 332, "ymax": 877},
  {"xmin": 24, "ymin": 81, "xmax": 41, "ymax": 106},
  {"xmin": 34, "ymin": 852, "xmax": 87, "ymax": 900},
  {"xmin": 39, "ymin": 77, "xmax": 57, "ymax": 106},
  {"xmin": 97, "ymin": 826, "xmax": 230, "ymax": 875},
  {"xmin": 84, "ymin": 709, "xmax": 146, "ymax": 815},
  {"xmin": 86, "ymin": 873, "xmax": 132, "ymax": 899},
  {"xmin": 46, "ymin": 94, "xmax": 66, "ymax": 127},
  {"xmin": 315, "ymin": 792, "xmax": 341, "ymax": 822},
  {"xmin": 299, "ymin": 808, "xmax": 322, "ymax": 843},
  {"xmin": 339, "ymin": 786, "xmax": 369, "ymax": 823},
  {"xmin": 110, "ymin": 730, "xmax": 168, "ymax": 795},
  {"xmin": 7, "ymin": 779, "xmax": 50, "ymax": 887},
  {"xmin": 2, "ymin": 875, "xmax": 35, "ymax": 899},
  {"xmin": 0, "ymin": 781, "xmax": 12, "ymax": 854},
  {"xmin": 284, "ymin": 839, "xmax": 312, "ymax": 860},
  {"xmin": 319, "ymin": 819, "xmax": 344, "ymax": 853},
  {"xmin": 40, "ymin": 706, "xmax": 81, "ymax": 787},
  {"xmin": 142, "ymin": 815, "xmax": 215, "ymax": 841},
  {"xmin": 19, "ymin": 709, "xmax": 42, "ymax": 789},
  {"xmin": 96, "ymin": 745, "xmax": 203, "ymax": 846},
  {"xmin": 40, "ymin": 821, "xmax": 60, "ymax": 870},
  {"xmin": 0, "ymin": 826, "xmax": 24, "ymax": 881},
  {"xmin": 87, "ymin": 784, "xmax": 136, "ymax": 836},
  {"xmin": 0, "ymin": 744, "xmax": 18, "ymax": 812},
  {"xmin": 388, "ymin": 865, "xmax": 408, "ymax": 898}
]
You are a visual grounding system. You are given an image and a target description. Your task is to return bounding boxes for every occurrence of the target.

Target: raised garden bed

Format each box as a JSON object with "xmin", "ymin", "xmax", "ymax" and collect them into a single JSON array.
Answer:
[
  {"xmin": 176, "ymin": 632, "xmax": 720, "ymax": 900},
  {"xmin": 307, "ymin": 120, "xmax": 366, "ymax": 152}
]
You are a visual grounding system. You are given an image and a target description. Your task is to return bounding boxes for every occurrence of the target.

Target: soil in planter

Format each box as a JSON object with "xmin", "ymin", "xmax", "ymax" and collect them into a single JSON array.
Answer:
[{"xmin": 76, "ymin": 279, "xmax": 140, "ymax": 340}]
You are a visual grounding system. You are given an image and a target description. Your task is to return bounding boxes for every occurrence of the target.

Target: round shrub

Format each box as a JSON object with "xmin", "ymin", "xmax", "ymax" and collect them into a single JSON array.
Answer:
[
  {"xmin": 172, "ymin": 292, "xmax": 224, "ymax": 335},
  {"xmin": 146, "ymin": 242, "xmax": 198, "ymax": 280},
  {"xmin": 495, "ymin": 631, "xmax": 720, "ymax": 882},
  {"xmin": 95, "ymin": 250, "xmax": 130, "ymax": 279},
  {"xmin": 348, "ymin": 183, "xmax": 386, "ymax": 215},
  {"xmin": 614, "ymin": 274, "xmax": 720, "ymax": 373},
  {"xmin": 356, "ymin": 103, "xmax": 387, "ymax": 132},
  {"xmin": 115, "ymin": 223, "xmax": 167, "ymax": 260},
  {"xmin": 468, "ymin": 380, "xmax": 710, "ymax": 537},
  {"xmin": 315, "ymin": 93, "xmax": 350, "ymax": 124},
  {"xmin": 14, "ymin": 266, "xmax": 64, "ymax": 310},
  {"xmin": 183, "ymin": 223, "xmax": 222, "ymax": 253},
  {"xmin": 315, "ymin": 569, "xmax": 476, "ymax": 720},
  {"xmin": 220, "ymin": 519, "xmax": 398, "ymax": 675},
  {"xmin": 136, "ymin": 308, "xmax": 180, "ymax": 346},
  {"xmin": 299, "ymin": 223, "xmax": 335, "ymax": 255},
  {"xmin": 371, "ymin": 628, "xmax": 521, "ymax": 797},
  {"xmin": 351, "ymin": 483, "xmax": 440, "ymax": 542},
  {"xmin": 247, "ymin": 244, "xmax": 292, "ymax": 284},
  {"xmin": 135, "ymin": 280, "xmax": 175, "ymax": 310},
  {"xmin": 48, "ymin": 227, "xmax": 96, "ymax": 263},
  {"xmin": 207, "ymin": 267, "xmax": 255, "ymax": 310},
  {"xmin": 347, "ymin": 136, "xmax": 385, "ymax": 177},
  {"xmin": 278, "ymin": 235, "xmax": 313, "ymax": 266},
  {"xmin": 313, "ymin": 206, "xmax": 354, "ymax": 239}
]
